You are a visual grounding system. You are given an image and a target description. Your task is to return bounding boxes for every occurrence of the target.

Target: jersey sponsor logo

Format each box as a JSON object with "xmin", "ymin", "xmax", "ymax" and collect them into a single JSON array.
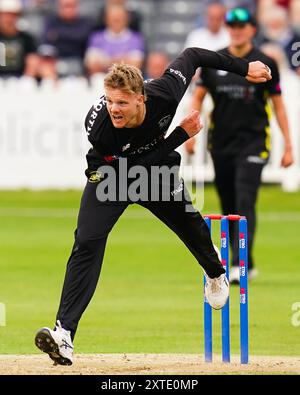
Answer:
[
  {"xmin": 122, "ymin": 143, "xmax": 131, "ymax": 152},
  {"xmin": 246, "ymin": 155, "xmax": 267, "ymax": 164},
  {"xmin": 88, "ymin": 170, "xmax": 103, "ymax": 183},
  {"xmin": 129, "ymin": 135, "xmax": 164, "ymax": 156},
  {"xmin": 104, "ymin": 155, "xmax": 120, "ymax": 162},
  {"xmin": 171, "ymin": 180, "xmax": 184, "ymax": 196},
  {"xmin": 158, "ymin": 115, "xmax": 172, "ymax": 130},
  {"xmin": 169, "ymin": 68, "xmax": 187, "ymax": 85},
  {"xmin": 86, "ymin": 96, "xmax": 106, "ymax": 136},
  {"xmin": 216, "ymin": 85, "xmax": 255, "ymax": 99},
  {"xmin": 217, "ymin": 70, "xmax": 228, "ymax": 76}
]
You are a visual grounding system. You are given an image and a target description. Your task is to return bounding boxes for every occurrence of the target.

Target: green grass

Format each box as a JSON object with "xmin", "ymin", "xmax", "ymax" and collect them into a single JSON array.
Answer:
[{"xmin": 0, "ymin": 185, "xmax": 300, "ymax": 357}]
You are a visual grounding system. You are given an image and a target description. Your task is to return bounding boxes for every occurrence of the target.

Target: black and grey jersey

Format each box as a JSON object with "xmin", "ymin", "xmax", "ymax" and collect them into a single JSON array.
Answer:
[
  {"xmin": 197, "ymin": 47, "xmax": 281, "ymax": 157},
  {"xmin": 84, "ymin": 47, "xmax": 249, "ymax": 175}
]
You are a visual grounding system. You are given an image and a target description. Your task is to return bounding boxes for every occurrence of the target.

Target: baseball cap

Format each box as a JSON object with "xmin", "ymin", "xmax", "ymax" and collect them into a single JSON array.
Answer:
[
  {"xmin": 225, "ymin": 8, "xmax": 257, "ymax": 26},
  {"xmin": 37, "ymin": 44, "xmax": 58, "ymax": 58},
  {"xmin": 0, "ymin": 0, "xmax": 22, "ymax": 13}
]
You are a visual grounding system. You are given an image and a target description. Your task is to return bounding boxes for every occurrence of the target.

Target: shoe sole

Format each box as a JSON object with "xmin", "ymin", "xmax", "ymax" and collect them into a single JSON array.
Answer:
[{"xmin": 35, "ymin": 328, "xmax": 73, "ymax": 366}]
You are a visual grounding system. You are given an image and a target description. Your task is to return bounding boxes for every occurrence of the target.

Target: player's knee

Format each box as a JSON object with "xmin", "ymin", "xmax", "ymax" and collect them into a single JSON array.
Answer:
[{"xmin": 75, "ymin": 232, "xmax": 101, "ymax": 252}]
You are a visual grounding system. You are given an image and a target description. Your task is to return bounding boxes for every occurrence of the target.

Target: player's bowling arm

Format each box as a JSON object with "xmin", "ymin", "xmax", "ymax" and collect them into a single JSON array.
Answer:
[{"xmin": 149, "ymin": 47, "xmax": 250, "ymax": 104}]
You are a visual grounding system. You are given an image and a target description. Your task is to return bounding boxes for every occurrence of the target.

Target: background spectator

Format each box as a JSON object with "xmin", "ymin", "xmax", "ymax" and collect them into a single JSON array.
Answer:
[
  {"xmin": 184, "ymin": 2, "xmax": 230, "ymax": 51},
  {"xmin": 144, "ymin": 51, "xmax": 170, "ymax": 79},
  {"xmin": 290, "ymin": 0, "xmax": 300, "ymax": 33},
  {"xmin": 257, "ymin": 5, "xmax": 300, "ymax": 74},
  {"xmin": 0, "ymin": 0, "xmax": 38, "ymax": 77},
  {"xmin": 97, "ymin": 0, "xmax": 142, "ymax": 32},
  {"xmin": 85, "ymin": 4, "xmax": 145, "ymax": 76},
  {"xmin": 221, "ymin": 0, "xmax": 257, "ymax": 14},
  {"xmin": 260, "ymin": 42, "xmax": 290, "ymax": 71},
  {"xmin": 21, "ymin": 0, "xmax": 54, "ymax": 9},
  {"xmin": 195, "ymin": 1, "xmax": 257, "ymax": 28},
  {"xmin": 36, "ymin": 43, "xmax": 57, "ymax": 80},
  {"xmin": 42, "ymin": 0, "xmax": 93, "ymax": 77}
]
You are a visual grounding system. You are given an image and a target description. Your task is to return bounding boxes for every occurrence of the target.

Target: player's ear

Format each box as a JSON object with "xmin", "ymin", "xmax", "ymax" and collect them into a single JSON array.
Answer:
[
  {"xmin": 137, "ymin": 94, "xmax": 144, "ymax": 105},
  {"xmin": 251, "ymin": 25, "xmax": 257, "ymax": 36}
]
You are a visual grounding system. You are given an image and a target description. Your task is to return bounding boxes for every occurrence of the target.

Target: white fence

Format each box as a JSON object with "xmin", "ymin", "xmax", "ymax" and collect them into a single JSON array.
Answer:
[{"xmin": 0, "ymin": 72, "xmax": 299, "ymax": 190}]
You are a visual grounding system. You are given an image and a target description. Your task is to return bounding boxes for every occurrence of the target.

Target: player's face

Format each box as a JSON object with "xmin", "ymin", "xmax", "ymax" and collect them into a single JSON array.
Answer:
[
  {"xmin": 227, "ymin": 23, "xmax": 256, "ymax": 48},
  {"xmin": 105, "ymin": 88, "xmax": 144, "ymax": 128}
]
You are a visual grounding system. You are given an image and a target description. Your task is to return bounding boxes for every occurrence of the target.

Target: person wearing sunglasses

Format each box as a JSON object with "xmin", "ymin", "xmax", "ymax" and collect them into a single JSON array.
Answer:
[{"xmin": 186, "ymin": 7, "xmax": 293, "ymax": 284}]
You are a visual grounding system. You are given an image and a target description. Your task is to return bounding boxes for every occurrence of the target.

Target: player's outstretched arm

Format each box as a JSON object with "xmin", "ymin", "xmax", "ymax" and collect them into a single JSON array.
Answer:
[{"xmin": 150, "ymin": 48, "xmax": 272, "ymax": 105}]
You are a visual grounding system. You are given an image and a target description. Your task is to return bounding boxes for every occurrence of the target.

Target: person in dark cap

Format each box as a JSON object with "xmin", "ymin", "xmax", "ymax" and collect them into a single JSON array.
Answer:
[
  {"xmin": 0, "ymin": 0, "xmax": 38, "ymax": 77},
  {"xmin": 186, "ymin": 7, "xmax": 294, "ymax": 284},
  {"xmin": 37, "ymin": 43, "xmax": 58, "ymax": 80},
  {"xmin": 42, "ymin": 0, "xmax": 93, "ymax": 77}
]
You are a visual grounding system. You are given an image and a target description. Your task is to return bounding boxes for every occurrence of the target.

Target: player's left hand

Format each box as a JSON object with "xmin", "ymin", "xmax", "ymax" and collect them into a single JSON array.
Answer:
[
  {"xmin": 246, "ymin": 61, "xmax": 272, "ymax": 83},
  {"xmin": 281, "ymin": 147, "xmax": 294, "ymax": 168}
]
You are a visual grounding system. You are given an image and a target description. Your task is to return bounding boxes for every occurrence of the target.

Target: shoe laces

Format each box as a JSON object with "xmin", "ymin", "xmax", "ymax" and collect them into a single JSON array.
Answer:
[
  {"xmin": 55, "ymin": 320, "xmax": 70, "ymax": 337},
  {"xmin": 210, "ymin": 277, "xmax": 222, "ymax": 293},
  {"xmin": 55, "ymin": 320, "xmax": 63, "ymax": 331}
]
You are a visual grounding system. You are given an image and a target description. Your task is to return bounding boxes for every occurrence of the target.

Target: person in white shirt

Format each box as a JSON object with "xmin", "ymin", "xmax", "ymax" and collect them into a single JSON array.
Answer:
[{"xmin": 184, "ymin": 2, "xmax": 230, "ymax": 51}]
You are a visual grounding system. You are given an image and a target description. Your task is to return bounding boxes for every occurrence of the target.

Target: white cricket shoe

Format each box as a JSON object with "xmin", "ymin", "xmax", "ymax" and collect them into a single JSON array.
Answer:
[
  {"xmin": 35, "ymin": 320, "xmax": 73, "ymax": 366},
  {"xmin": 204, "ymin": 244, "xmax": 229, "ymax": 310},
  {"xmin": 229, "ymin": 266, "xmax": 240, "ymax": 285},
  {"xmin": 205, "ymin": 273, "xmax": 229, "ymax": 310}
]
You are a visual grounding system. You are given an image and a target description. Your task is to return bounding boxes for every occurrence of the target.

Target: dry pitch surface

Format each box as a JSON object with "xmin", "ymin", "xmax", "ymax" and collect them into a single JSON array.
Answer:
[{"xmin": 0, "ymin": 354, "xmax": 299, "ymax": 375}]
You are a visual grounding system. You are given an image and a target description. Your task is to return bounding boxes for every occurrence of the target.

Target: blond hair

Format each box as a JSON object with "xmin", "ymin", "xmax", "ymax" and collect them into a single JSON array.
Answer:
[{"xmin": 104, "ymin": 64, "xmax": 146, "ymax": 98}]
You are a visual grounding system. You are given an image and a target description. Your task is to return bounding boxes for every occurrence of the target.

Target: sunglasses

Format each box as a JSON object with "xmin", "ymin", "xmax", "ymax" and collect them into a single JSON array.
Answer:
[{"xmin": 225, "ymin": 8, "xmax": 251, "ymax": 24}]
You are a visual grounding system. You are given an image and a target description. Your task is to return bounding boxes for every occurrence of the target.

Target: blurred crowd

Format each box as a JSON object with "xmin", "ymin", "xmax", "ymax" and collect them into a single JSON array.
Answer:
[{"xmin": 0, "ymin": 0, "xmax": 300, "ymax": 83}]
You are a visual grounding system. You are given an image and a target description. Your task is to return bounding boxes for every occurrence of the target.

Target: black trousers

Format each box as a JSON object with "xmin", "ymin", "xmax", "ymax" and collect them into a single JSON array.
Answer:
[
  {"xmin": 56, "ymin": 174, "xmax": 224, "ymax": 340},
  {"xmin": 212, "ymin": 153, "xmax": 265, "ymax": 270}
]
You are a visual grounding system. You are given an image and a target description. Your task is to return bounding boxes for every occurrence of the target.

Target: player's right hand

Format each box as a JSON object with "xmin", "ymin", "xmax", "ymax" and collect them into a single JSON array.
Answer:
[
  {"xmin": 246, "ymin": 61, "xmax": 272, "ymax": 83},
  {"xmin": 180, "ymin": 110, "xmax": 203, "ymax": 138}
]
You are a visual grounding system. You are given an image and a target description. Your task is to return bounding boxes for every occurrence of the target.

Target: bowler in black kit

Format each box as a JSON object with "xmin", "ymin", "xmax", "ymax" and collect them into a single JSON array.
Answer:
[{"xmin": 35, "ymin": 46, "xmax": 272, "ymax": 366}]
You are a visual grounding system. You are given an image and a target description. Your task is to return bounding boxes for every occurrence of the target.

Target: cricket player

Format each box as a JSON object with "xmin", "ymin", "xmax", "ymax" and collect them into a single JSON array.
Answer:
[
  {"xmin": 185, "ymin": 8, "xmax": 293, "ymax": 284},
  {"xmin": 35, "ymin": 46, "xmax": 271, "ymax": 365}
]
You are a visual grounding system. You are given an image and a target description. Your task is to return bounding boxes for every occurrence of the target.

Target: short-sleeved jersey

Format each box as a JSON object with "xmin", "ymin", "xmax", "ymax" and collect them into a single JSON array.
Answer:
[
  {"xmin": 0, "ymin": 31, "xmax": 36, "ymax": 77},
  {"xmin": 198, "ymin": 47, "xmax": 281, "ymax": 156}
]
